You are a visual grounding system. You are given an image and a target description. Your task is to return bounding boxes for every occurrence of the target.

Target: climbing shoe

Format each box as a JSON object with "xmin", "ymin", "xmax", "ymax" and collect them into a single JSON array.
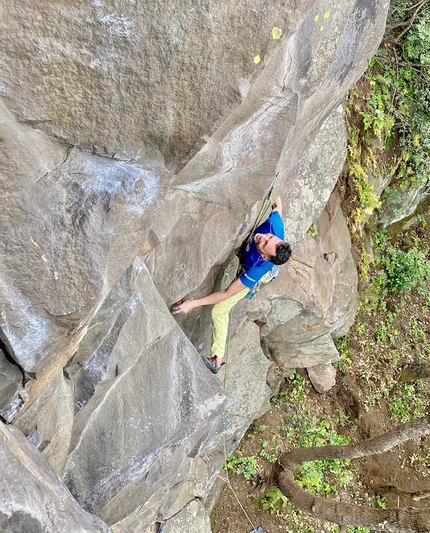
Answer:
[{"xmin": 202, "ymin": 356, "xmax": 225, "ymax": 374}]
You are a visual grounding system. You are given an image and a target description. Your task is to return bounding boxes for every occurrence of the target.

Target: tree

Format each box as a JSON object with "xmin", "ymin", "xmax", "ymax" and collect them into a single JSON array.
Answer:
[{"xmin": 276, "ymin": 416, "xmax": 430, "ymax": 533}]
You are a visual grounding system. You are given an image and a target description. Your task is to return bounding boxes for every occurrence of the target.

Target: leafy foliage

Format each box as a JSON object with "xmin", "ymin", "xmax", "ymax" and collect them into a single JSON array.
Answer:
[
  {"xmin": 374, "ymin": 230, "xmax": 430, "ymax": 293},
  {"xmin": 225, "ymin": 454, "xmax": 258, "ymax": 480},
  {"xmin": 260, "ymin": 488, "xmax": 289, "ymax": 515},
  {"xmin": 365, "ymin": 0, "xmax": 430, "ymax": 187},
  {"xmin": 389, "ymin": 381, "xmax": 425, "ymax": 422}
]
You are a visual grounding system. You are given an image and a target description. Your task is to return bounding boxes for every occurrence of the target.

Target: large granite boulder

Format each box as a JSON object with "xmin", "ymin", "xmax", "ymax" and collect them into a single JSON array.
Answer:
[
  {"xmin": 1, "ymin": 102, "xmax": 168, "ymax": 416},
  {"xmin": 147, "ymin": 0, "xmax": 390, "ymax": 304},
  {"xmin": 378, "ymin": 181, "xmax": 430, "ymax": 230},
  {"xmin": 0, "ymin": 421, "xmax": 110, "ymax": 533},
  {"xmin": 59, "ymin": 259, "xmax": 231, "ymax": 526},
  {"xmin": 0, "ymin": 0, "xmax": 388, "ymax": 531}
]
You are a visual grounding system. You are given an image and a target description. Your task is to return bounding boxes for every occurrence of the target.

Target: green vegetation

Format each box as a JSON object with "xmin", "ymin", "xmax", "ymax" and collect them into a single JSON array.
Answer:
[
  {"xmin": 363, "ymin": 1, "xmax": 430, "ymax": 187},
  {"xmin": 375, "ymin": 494, "xmax": 387, "ymax": 509},
  {"xmin": 373, "ymin": 229, "xmax": 430, "ymax": 293},
  {"xmin": 307, "ymin": 223, "xmax": 318, "ymax": 238},
  {"xmin": 260, "ymin": 488, "xmax": 289, "ymax": 515},
  {"xmin": 389, "ymin": 381, "xmax": 425, "ymax": 422},
  {"xmin": 345, "ymin": 0, "xmax": 430, "ymax": 236},
  {"xmin": 225, "ymin": 454, "xmax": 258, "ymax": 480}
]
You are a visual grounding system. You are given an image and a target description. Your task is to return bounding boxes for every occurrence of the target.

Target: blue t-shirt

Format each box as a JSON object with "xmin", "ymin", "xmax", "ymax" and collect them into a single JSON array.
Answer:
[{"xmin": 239, "ymin": 211, "xmax": 285, "ymax": 289}]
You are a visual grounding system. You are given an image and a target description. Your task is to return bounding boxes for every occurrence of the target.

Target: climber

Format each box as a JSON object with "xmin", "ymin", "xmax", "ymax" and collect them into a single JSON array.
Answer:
[{"xmin": 173, "ymin": 196, "xmax": 292, "ymax": 374}]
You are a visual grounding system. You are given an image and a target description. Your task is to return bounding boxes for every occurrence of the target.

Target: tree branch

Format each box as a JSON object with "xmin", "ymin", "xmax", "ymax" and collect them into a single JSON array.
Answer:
[
  {"xmin": 392, "ymin": 0, "xmax": 430, "ymax": 44},
  {"xmin": 279, "ymin": 416, "xmax": 430, "ymax": 467},
  {"xmin": 276, "ymin": 416, "xmax": 430, "ymax": 532}
]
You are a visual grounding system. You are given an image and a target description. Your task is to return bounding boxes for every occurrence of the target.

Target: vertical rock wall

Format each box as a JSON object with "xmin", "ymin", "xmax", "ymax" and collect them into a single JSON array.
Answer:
[{"xmin": 0, "ymin": 0, "xmax": 388, "ymax": 531}]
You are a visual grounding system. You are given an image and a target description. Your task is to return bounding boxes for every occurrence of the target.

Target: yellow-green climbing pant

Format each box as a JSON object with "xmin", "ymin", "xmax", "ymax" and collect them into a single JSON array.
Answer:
[{"xmin": 210, "ymin": 288, "xmax": 249, "ymax": 359}]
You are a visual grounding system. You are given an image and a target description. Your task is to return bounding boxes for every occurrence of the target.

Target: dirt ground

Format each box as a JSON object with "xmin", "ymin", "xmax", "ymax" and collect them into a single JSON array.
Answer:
[{"xmin": 212, "ymin": 338, "xmax": 430, "ymax": 532}]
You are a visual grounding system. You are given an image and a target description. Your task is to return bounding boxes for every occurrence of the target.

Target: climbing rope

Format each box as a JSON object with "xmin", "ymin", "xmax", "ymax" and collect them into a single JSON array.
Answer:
[
  {"xmin": 213, "ymin": 467, "xmax": 258, "ymax": 532},
  {"xmin": 236, "ymin": 171, "xmax": 280, "ymax": 263},
  {"xmin": 216, "ymin": 271, "xmax": 264, "ymax": 532},
  {"xmin": 214, "ymin": 171, "xmax": 282, "ymax": 532},
  {"xmin": 215, "ymin": 313, "xmax": 259, "ymax": 533}
]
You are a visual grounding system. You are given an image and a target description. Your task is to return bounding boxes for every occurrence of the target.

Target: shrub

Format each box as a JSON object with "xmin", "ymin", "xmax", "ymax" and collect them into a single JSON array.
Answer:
[{"xmin": 379, "ymin": 246, "xmax": 430, "ymax": 293}]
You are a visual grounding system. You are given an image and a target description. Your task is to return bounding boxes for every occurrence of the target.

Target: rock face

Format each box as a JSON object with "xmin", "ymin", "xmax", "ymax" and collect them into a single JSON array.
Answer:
[
  {"xmin": 0, "ymin": 0, "xmax": 388, "ymax": 531},
  {"xmin": 1, "ymin": 0, "xmax": 316, "ymax": 170},
  {"xmin": 0, "ymin": 422, "xmax": 110, "ymax": 533}
]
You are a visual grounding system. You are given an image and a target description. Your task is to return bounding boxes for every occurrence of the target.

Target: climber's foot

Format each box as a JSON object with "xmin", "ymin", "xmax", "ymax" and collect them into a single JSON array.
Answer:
[{"xmin": 202, "ymin": 356, "xmax": 225, "ymax": 374}]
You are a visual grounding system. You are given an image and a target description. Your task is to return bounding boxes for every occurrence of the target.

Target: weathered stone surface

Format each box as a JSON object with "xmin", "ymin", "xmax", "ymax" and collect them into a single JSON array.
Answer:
[
  {"xmin": 15, "ymin": 371, "xmax": 74, "ymax": 476},
  {"xmin": 62, "ymin": 259, "xmax": 230, "ymax": 526},
  {"xmin": 0, "ymin": 422, "xmax": 111, "ymax": 533},
  {"xmin": 0, "ymin": 0, "xmax": 316, "ymax": 170},
  {"xmin": 307, "ymin": 363, "xmax": 337, "ymax": 393},
  {"xmin": 0, "ymin": 349, "xmax": 25, "ymax": 423},
  {"xmin": 63, "ymin": 259, "xmax": 273, "ymax": 532},
  {"xmin": 1, "ymin": 132, "xmax": 165, "ymax": 377},
  {"xmin": 1, "ymin": 98, "xmax": 169, "ymax": 423},
  {"xmin": 0, "ymin": 0, "xmax": 389, "ymax": 532},
  {"xmin": 159, "ymin": 500, "xmax": 211, "ymax": 533},
  {"xmin": 217, "ymin": 319, "xmax": 272, "ymax": 437},
  {"xmin": 378, "ymin": 181, "xmax": 430, "ymax": 229},
  {"xmin": 147, "ymin": 1, "xmax": 389, "ymax": 305}
]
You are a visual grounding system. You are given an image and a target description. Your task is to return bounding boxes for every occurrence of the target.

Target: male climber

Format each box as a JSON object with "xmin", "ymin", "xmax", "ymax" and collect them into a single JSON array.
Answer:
[{"xmin": 173, "ymin": 196, "xmax": 292, "ymax": 374}]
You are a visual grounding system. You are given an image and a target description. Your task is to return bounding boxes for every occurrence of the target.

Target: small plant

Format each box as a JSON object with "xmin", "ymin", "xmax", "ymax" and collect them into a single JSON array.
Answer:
[
  {"xmin": 225, "ymin": 455, "xmax": 258, "ymax": 480},
  {"xmin": 307, "ymin": 223, "xmax": 318, "ymax": 237},
  {"xmin": 260, "ymin": 488, "xmax": 289, "ymax": 515},
  {"xmin": 375, "ymin": 494, "xmax": 387, "ymax": 509},
  {"xmin": 378, "ymin": 246, "xmax": 430, "ymax": 294},
  {"xmin": 389, "ymin": 382, "xmax": 426, "ymax": 423},
  {"xmin": 333, "ymin": 337, "xmax": 352, "ymax": 371},
  {"xmin": 259, "ymin": 440, "xmax": 278, "ymax": 463},
  {"xmin": 375, "ymin": 324, "xmax": 388, "ymax": 343}
]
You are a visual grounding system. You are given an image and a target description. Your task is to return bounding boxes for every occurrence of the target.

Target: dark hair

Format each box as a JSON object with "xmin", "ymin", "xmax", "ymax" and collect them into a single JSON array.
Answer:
[{"xmin": 269, "ymin": 242, "xmax": 292, "ymax": 265}]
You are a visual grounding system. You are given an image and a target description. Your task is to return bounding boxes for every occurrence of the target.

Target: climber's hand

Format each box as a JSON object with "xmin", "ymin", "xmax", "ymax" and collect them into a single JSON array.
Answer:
[
  {"xmin": 271, "ymin": 196, "xmax": 283, "ymax": 216},
  {"xmin": 172, "ymin": 300, "xmax": 195, "ymax": 315}
]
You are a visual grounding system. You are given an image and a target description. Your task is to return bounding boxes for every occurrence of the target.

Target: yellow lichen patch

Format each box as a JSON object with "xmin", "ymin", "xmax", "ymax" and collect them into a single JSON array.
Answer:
[
  {"xmin": 324, "ymin": 11, "xmax": 330, "ymax": 19},
  {"xmin": 335, "ymin": 36, "xmax": 339, "ymax": 44},
  {"xmin": 254, "ymin": 55, "xmax": 261, "ymax": 64},
  {"xmin": 314, "ymin": 14, "xmax": 320, "ymax": 21},
  {"xmin": 335, "ymin": 26, "xmax": 338, "ymax": 32},
  {"xmin": 320, "ymin": 25, "xmax": 324, "ymax": 31},
  {"xmin": 272, "ymin": 27, "xmax": 283, "ymax": 39},
  {"xmin": 384, "ymin": 2, "xmax": 389, "ymax": 7}
]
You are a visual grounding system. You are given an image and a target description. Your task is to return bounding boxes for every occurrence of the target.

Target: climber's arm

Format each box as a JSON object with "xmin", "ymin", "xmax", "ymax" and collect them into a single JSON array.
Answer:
[{"xmin": 173, "ymin": 278, "xmax": 247, "ymax": 314}]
